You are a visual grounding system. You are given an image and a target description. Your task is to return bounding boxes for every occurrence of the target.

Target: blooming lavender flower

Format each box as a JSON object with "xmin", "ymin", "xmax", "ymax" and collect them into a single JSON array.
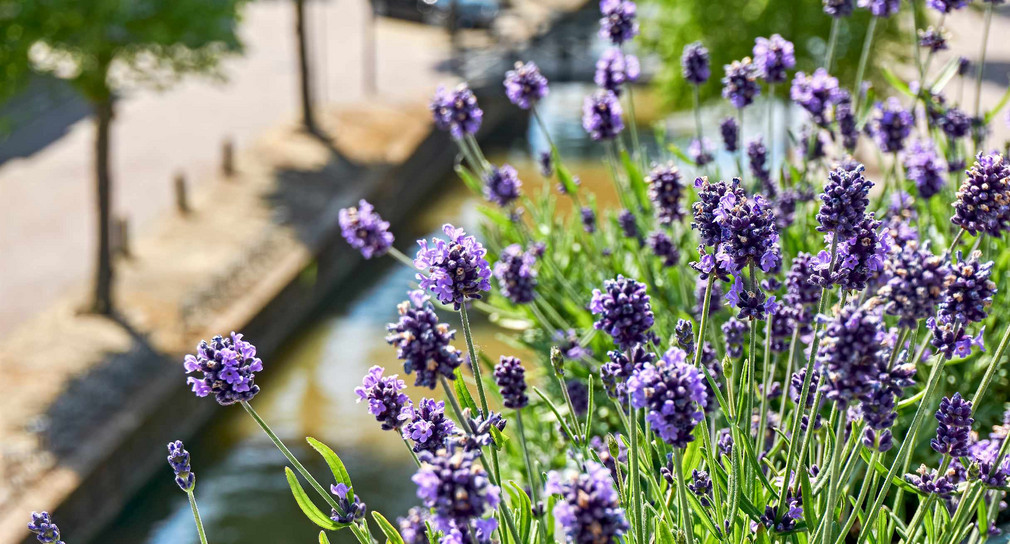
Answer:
[
  {"xmin": 430, "ymin": 84, "xmax": 483, "ymax": 139},
  {"xmin": 931, "ymin": 393, "xmax": 974, "ymax": 458},
  {"xmin": 582, "ymin": 90, "xmax": 624, "ymax": 140},
  {"xmin": 722, "ymin": 58, "xmax": 761, "ymax": 109},
  {"xmin": 717, "ymin": 190, "xmax": 781, "ymax": 273},
  {"xmin": 688, "ymin": 469, "xmax": 713, "ymax": 506},
  {"xmin": 790, "ymin": 69, "xmax": 842, "ymax": 125},
  {"xmin": 816, "ymin": 161, "xmax": 872, "ymax": 241},
  {"xmin": 748, "ymin": 138, "xmax": 771, "ymax": 188},
  {"xmin": 868, "ymin": 98, "xmax": 914, "ymax": 153},
  {"xmin": 356, "ymin": 365, "xmax": 410, "ymax": 430},
  {"xmin": 329, "ymin": 482, "xmax": 367, "ymax": 524},
  {"xmin": 952, "ymin": 152, "xmax": 1010, "ymax": 236},
  {"xmin": 415, "ymin": 224, "xmax": 492, "ymax": 310},
  {"xmin": 601, "ymin": 344, "xmax": 656, "ymax": 400},
  {"xmin": 184, "ymin": 332, "xmax": 263, "ymax": 405},
  {"xmin": 413, "ymin": 447, "xmax": 500, "ymax": 538},
  {"xmin": 646, "ymin": 163, "xmax": 685, "ymax": 225},
  {"xmin": 581, "ymin": 207, "xmax": 597, "ymax": 234},
  {"xmin": 167, "ymin": 440, "xmax": 195, "ymax": 491},
  {"xmin": 483, "ymin": 164, "xmax": 522, "ymax": 207},
  {"xmin": 647, "ymin": 231, "xmax": 680, "ymax": 267},
  {"xmin": 628, "ymin": 347, "xmax": 707, "ymax": 447},
  {"xmin": 861, "ymin": 385, "xmax": 898, "ymax": 451},
  {"xmin": 590, "ymin": 275, "xmax": 655, "ymax": 350},
  {"xmin": 836, "ymin": 91, "xmax": 859, "ymax": 151},
  {"xmin": 618, "ymin": 209, "xmax": 639, "ymax": 242},
  {"xmin": 879, "ymin": 240, "xmax": 952, "ymax": 327},
  {"xmin": 940, "ymin": 250, "xmax": 996, "ymax": 325},
  {"xmin": 458, "ymin": 409, "xmax": 508, "ymax": 451},
  {"xmin": 832, "ymin": 213, "xmax": 890, "ymax": 292},
  {"xmin": 681, "ymin": 42, "xmax": 710, "ymax": 85},
  {"xmin": 720, "ymin": 116, "xmax": 739, "ymax": 152},
  {"xmin": 504, "ymin": 61, "xmax": 549, "ymax": 110},
  {"xmin": 733, "ymin": 285, "xmax": 775, "ymax": 321},
  {"xmin": 823, "ymin": 0, "xmax": 855, "ymax": 16},
  {"xmin": 903, "ymin": 140, "xmax": 947, "ymax": 199},
  {"xmin": 692, "ymin": 177, "xmax": 745, "ymax": 247},
  {"xmin": 858, "ymin": 0, "xmax": 900, "ymax": 17},
  {"xmin": 675, "ymin": 318, "xmax": 695, "ymax": 356},
  {"xmin": 941, "ymin": 107, "xmax": 972, "ymax": 141},
  {"xmin": 918, "ymin": 27, "xmax": 948, "ymax": 52},
  {"xmin": 594, "ymin": 48, "xmax": 640, "ymax": 96},
  {"xmin": 817, "ymin": 304, "xmax": 886, "ymax": 405},
  {"xmin": 753, "ymin": 35, "xmax": 795, "ymax": 84},
  {"xmin": 928, "ymin": 0, "xmax": 969, "ymax": 12},
  {"xmin": 784, "ymin": 253, "xmax": 820, "ymax": 310},
  {"xmin": 928, "ymin": 316, "xmax": 985, "ymax": 359},
  {"xmin": 386, "ymin": 290, "xmax": 462, "ymax": 388},
  {"xmin": 545, "ymin": 461, "xmax": 628, "ymax": 544},
  {"xmin": 27, "ymin": 513, "xmax": 64, "ymax": 544},
  {"xmin": 723, "ymin": 317, "xmax": 748, "ymax": 358},
  {"xmin": 494, "ymin": 244, "xmax": 538, "ymax": 305},
  {"xmin": 493, "ymin": 356, "xmax": 528, "ymax": 409},
  {"xmin": 905, "ymin": 465, "xmax": 957, "ymax": 497},
  {"xmin": 689, "ymin": 137, "xmax": 715, "ymax": 167},
  {"xmin": 398, "ymin": 507, "xmax": 432, "ymax": 544},
  {"xmin": 599, "ymin": 0, "xmax": 638, "ymax": 44},
  {"xmin": 339, "ymin": 199, "xmax": 393, "ymax": 259},
  {"xmin": 400, "ymin": 398, "xmax": 458, "ymax": 454},
  {"xmin": 761, "ymin": 493, "xmax": 804, "ymax": 533}
]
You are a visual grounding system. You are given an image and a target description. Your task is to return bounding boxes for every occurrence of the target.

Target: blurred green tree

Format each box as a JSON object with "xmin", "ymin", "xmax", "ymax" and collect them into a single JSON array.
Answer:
[
  {"xmin": 0, "ymin": 0, "xmax": 247, "ymax": 315},
  {"xmin": 639, "ymin": 0, "xmax": 907, "ymax": 111}
]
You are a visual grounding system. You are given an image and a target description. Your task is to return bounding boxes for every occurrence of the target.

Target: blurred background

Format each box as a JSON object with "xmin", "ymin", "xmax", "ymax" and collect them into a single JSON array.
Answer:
[{"xmin": 0, "ymin": 1, "xmax": 1007, "ymax": 543}]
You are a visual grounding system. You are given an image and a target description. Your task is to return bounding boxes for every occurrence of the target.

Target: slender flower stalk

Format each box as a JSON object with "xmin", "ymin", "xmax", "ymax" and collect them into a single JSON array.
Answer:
[
  {"xmin": 974, "ymin": 3, "xmax": 994, "ymax": 152},
  {"xmin": 673, "ymin": 449, "xmax": 695, "ymax": 544},
  {"xmin": 187, "ymin": 491, "xmax": 210, "ymax": 544},
  {"xmin": 853, "ymin": 17, "xmax": 878, "ymax": 114}
]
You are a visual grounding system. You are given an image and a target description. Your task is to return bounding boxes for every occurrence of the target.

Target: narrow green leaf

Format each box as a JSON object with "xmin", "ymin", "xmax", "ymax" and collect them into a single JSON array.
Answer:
[
  {"xmin": 554, "ymin": 149, "xmax": 580, "ymax": 196},
  {"xmin": 453, "ymin": 367, "xmax": 480, "ymax": 414},
  {"xmin": 285, "ymin": 467, "xmax": 341, "ymax": 531},
  {"xmin": 881, "ymin": 68, "xmax": 914, "ymax": 97},
  {"xmin": 985, "ymin": 82, "xmax": 1010, "ymax": 124},
  {"xmin": 319, "ymin": 531, "xmax": 331, "ymax": 544},
  {"xmin": 532, "ymin": 386, "xmax": 578, "ymax": 443},
  {"xmin": 372, "ymin": 512, "xmax": 406, "ymax": 544},
  {"xmin": 584, "ymin": 374, "xmax": 595, "ymax": 441},
  {"xmin": 667, "ymin": 143, "xmax": 693, "ymax": 164},
  {"xmin": 506, "ymin": 481, "xmax": 533, "ymax": 544},
  {"xmin": 619, "ymin": 149, "xmax": 649, "ymax": 211},
  {"xmin": 929, "ymin": 57, "xmax": 960, "ymax": 95},
  {"xmin": 455, "ymin": 164, "xmax": 483, "ymax": 194},
  {"xmin": 306, "ymin": 437, "xmax": 353, "ymax": 491}
]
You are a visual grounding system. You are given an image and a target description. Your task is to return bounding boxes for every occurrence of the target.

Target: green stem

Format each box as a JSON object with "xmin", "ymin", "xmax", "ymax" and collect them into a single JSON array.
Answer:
[
  {"xmin": 820, "ymin": 413, "xmax": 849, "ymax": 544},
  {"xmin": 853, "ymin": 17, "xmax": 878, "ymax": 115},
  {"xmin": 825, "ymin": 17, "xmax": 840, "ymax": 72},
  {"xmin": 973, "ymin": 3, "xmax": 993, "ymax": 152},
  {"xmin": 187, "ymin": 490, "xmax": 210, "ymax": 544},
  {"xmin": 516, "ymin": 410, "xmax": 549, "ymax": 543},
  {"xmin": 832, "ymin": 452, "xmax": 879, "ymax": 544},
  {"xmin": 674, "ymin": 449, "xmax": 695, "ymax": 544},
  {"xmin": 402, "ymin": 438, "xmax": 421, "ymax": 467},
  {"xmin": 630, "ymin": 404, "xmax": 645, "ymax": 544},
  {"xmin": 459, "ymin": 304, "xmax": 490, "ymax": 414},
  {"xmin": 387, "ymin": 246, "xmax": 418, "ymax": 270}
]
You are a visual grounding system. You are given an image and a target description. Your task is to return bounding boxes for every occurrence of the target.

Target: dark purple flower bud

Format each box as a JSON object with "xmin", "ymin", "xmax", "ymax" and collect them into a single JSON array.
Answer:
[
  {"xmin": 595, "ymin": 48, "xmax": 640, "ymax": 96},
  {"xmin": 858, "ymin": 0, "xmax": 900, "ymax": 17},
  {"xmin": 628, "ymin": 347, "xmax": 707, "ymax": 447},
  {"xmin": 784, "ymin": 253, "xmax": 820, "ymax": 309},
  {"xmin": 748, "ymin": 138, "xmax": 771, "ymax": 188},
  {"xmin": 905, "ymin": 465, "xmax": 957, "ymax": 497},
  {"xmin": 817, "ymin": 304, "xmax": 886, "ymax": 405},
  {"xmin": 817, "ymin": 213, "xmax": 890, "ymax": 292},
  {"xmin": 868, "ymin": 98, "xmax": 914, "ymax": 153},
  {"xmin": 400, "ymin": 398, "xmax": 458, "ymax": 453},
  {"xmin": 903, "ymin": 139, "xmax": 947, "ymax": 199},
  {"xmin": 823, "ymin": 0, "xmax": 855, "ymax": 17},
  {"xmin": 590, "ymin": 275, "xmax": 655, "ymax": 350},
  {"xmin": 618, "ymin": 209, "xmax": 640, "ymax": 242},
  {"xmin": 817, "ymin": 161, "xmax": 873, "ymax": 240},
  {"xmin": 459, "ymin": 409, "xmax": 508, "ymax": 451},
  {"xmin": 398, "ymin": 507, "xmax": 432, "ymax": 544},
  {"xmin": 717, "ymin": 190, "xmax": 781, "ymax": 274},
  {"xmin": 761, "ymin": 492, "xmax": 804, "ymax": 533},
  {"xmin": 940, "ymin": 107, "xmax": 972, "ymax": 140},
  {"xmin": 692, "ymin": 177, "xmax": 746, "ymax": 247},
  {"xmin": 733, "ymin": 285, "xmax": 774, "ymax": 321},
  {"xmin": 879, "ymin": 240, "xmax": 952, "ymax": 328},
  {"xmin": 688, "ymin": 469, "xmax": 713, "ymax": 506},
  {"xmin": 483, "ymin": 164, "xmax": 522, "ymax": 207},
  {"xmin": 538, "ymin": 151, "xmax": 553, "ymax": 177},
  {"xmin": 504, "ymin": 61, "xmax": 548, "ymax": 110},
  {"xmin": 167, "ymin": 440, "xmax": 196, "ymax": 491},
  {"xmin": 601, "ymin": 344, "xmax": 656, "ymax": 400},
  {"xmin": 940, "ymin": 250, "xmax": 996, "ymax": 325},
  {"xmin": 928, "ymin": 0, "xmax": 969, "ymax": 12},
  {"xmin": 720, "ymin": 116, "xmax": 739, "ymax": 152},
  {"xmin": 952, "ymin": 152, "xmax": 1010, "ymax": 236},
  {"xmin": 646, "ymin": 163, "xmax": 685, "ymax": 225},
  {"xmin": 413, "ymin": 447, "xmax": 500, "ymax": 537},
  {"xmin": 27, "ymin": 512, "xmax": 64, "ymax": 544},
  {"xmin": 582, "ymin": 90, "xmax": 624, "ymax": 140},
  {"xmin": 790, "ymin": 69, "xmax": 843, "ymax": 125},
  {"xmin": 928, "ymin": 316, "xmax": 985, "ymax": 360},
  {"xmin": 722, "ymin": 58, "xmax": 762, "ymax": 109},
  {"xmin": 753, "ymin": 34, "xmax": 796, "ymax": 84},
  {"xmin": 861, "ymin": 386, "xmax": 898, "ymax": 452},
  {"xmin": 356, "ymin": 366, "xmax": 410, "ymax": 431},
  {"xmin": 386, "ymin": 290, "xmax": 463, "ymax": 388},
  {"xmin": 957, "ymin": 57, "xmax": 972, "ymax": 76},
  {"xmin": 494, "ymin": 356, "xmax": 528, "ymax": 409},
  {"xmin": 918, "ymin": 27, "xmax": 949, "ymax": 52},
  {"xmin": 339, "ymin": 199, "xmax": 394, "ymax": 259},
  {"xmin": 722, "ymin": 317, "xmax": 748, "ymax": 358},
  {"xmin": 430, "ymin": 84, "xmax": 483, "ymax": 139},
  {"xmin": 599, "ymin": 0, "xmax": 638, "ymax": 45},
  {"xmin": 329, "ymin": 482, "xmax": 367, "ymax": 524},
  {"xmin": 415, "ymin": 224, "xmax": 492, "ymax": 310},
  {"xmin": 647, "ymin": 231, "xmax": 680, "ymax": 267},
  {"xmin": 581, "ymin": 207, "xmax": 597, "ymax": 234},
  {"xmin": 545, "ymin": 461, "xmax": 628, "ymax": 543},
  {"xmin": 183, "ymin": 332, "xmax": 263, "ymax": 405},
  {"xmin": 494, "ymin": 244, "xmax": 538, "ymax": 304},
  {"xmin": 690, "ymin": 137, "xmax": 715, "ymax": 166},
  {"xmin": 931, "ymin": 393, "xmax": 974, "ymax": 458},
  {"xmin": 681, "ymin": 42, "xmax": 710, "ymax": 85},
  {"xmin": 675, "ymin": 319, "xmax": 695, "ymax": 356}
]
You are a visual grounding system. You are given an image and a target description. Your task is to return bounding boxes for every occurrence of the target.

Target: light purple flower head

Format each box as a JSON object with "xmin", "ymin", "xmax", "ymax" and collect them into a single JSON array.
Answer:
[
  {"xmin": 903, "ymin": 139, "xmax": 947, "ymax": 200},
  {"xmin": 430, "ymin": 84, "xmax": 483, "ymax": 139},
  {"xmin": 167, "ymin": 440, "xmax": 196, "ymax": 491},
  {"xmin": 503, "ymin": 61, "xmax": 548, "ymax": 110},
  {"xmin": 386, "ymin": 290, "xmax": 462, "ymax": 388},
  {"xmin": 790, "ymin": 69, "xmax": 843, "ymax": 125},
  {"xmin": 545, "ymin": 461, "xmax": 628, "ymax": 543},
  {"xmin": 722, "ymin": 58, "xmax": 761, "ymax": 109},
  {"xmin": 753, "ymin": 34, "xmax": 795, "ymax": 84},
  {"xmin": 682, "ymin": 42, "xmax": 710, "ymax": 85},
  {"xmin": 415, "ymin": 224, "xmax": 492, "ymax": 309},
  {"xmin": 931, "ymin": 393, "xmax": 973, "ymax": 458},
  {"xmin": 339, "ymin": 199, "xmax": 394, "ymax": 259},
  {"xmin": 27, "ymin": 512, "xmax": 64, "ymax": 544},
  {"xmin": 928, "ymin": 0, "xmax": 969, "ymax": 12},
  {"xmin": 858, "ymin": 0, "xmax": 900, "ymax": 16},
  {"xmin": 595, "ymin": 48, "xmax": 640, "ymax": 96},
  {"xmin": 400, "ymin": 398, "xmax": 458, "ymax": 453},
  {"xmin": 483, "ymin": 164, "xmax": 522, "ymax": 207},
  {"xmin": 590, "ymin": 275, "xmax": 655, "ymax": 350},
  {"xmin": 184, "ymin": 332, "xmax": 264, "ymax": 405},
  {"xmin": 413, "ymin": 447, "xmax": 500, "ymax": 539},
  {"xmin": 599, "ymin": 0, "xmax": 638, "ymax": 44},
  {"xmin": 494, "ymin": 244, "xmax": 538, "ymax": 304},
  {"xmin": 355, "ymin": 365, "xmax": 410, "ymax": 431},
  {"xmin": 628, "ymin": 347, "xmax": 707, "ymax": 447},
  {"xmin": 951, "ymin": 152, "xmax": 1010, "ymax": 237},
  {"xmin": 582, "ymin": 89, "xmax": 624, "ymax": 140},
  {"xmin": 868, "ymin": 97, "xmax": 914, "ymax": 153}
]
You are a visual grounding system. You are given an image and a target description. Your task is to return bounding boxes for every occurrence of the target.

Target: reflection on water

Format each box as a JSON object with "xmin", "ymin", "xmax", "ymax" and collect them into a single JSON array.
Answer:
[{"xmin": 88, "ymin": 82, "xmax": 687, "ymax": 544}]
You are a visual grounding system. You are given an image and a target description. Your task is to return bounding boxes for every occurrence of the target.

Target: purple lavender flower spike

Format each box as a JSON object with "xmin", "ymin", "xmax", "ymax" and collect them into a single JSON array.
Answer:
[
  {"xmin": 646, "ymin": 162, "xmax": 685, "ymax": 225},
  {"xmin": 483, "ymin": 164, "xmax": 522, "ymax": 207},
  {"xmin": 503, "ymin": 61, "xmax": 548, "ymax": 110},
  {"xmin": 647, "ymin": 231, "xmax": 680, "ymax": 268},
  {"xmin": 494, "ymin": 244, "xmax": 538, "ymax": 304},
  {"xmin": 905, "ymin": 465, "xmax": 956, "ymax": 497},
  {"xmin": 722, "ymin": 58, "xmax": 762, "ymax": 109},
  {"xmin": 493, "ymin": 356, "xmax": 528, "ymax": 409},
  {"xmin": 675, "ymin": 318, "xmax": 695, "ymax": 355},
  {"xmin": 386, "ymin": 289, "xmax": 463, "ymax": 388},
  {"xmin": 688, "ymin": 469, "xmax": 714, "ymax": 506},
  {"xmin": 184, "ymin": 332, "xmax": 263, "ymax": 405},
  {"xmin": 722, "ymin": 317, "xmax": 749, "ymax": 358},
  {"xmin": 601, "ymin": 344, "xmax": 656, "ymax": 400},
  {"xmin": 27, "ymin": 512, "xmax": 64, "ymax": 544},
  {"xmin": 329, "ymin": 482, "xmax": 367, "ymax": 524},
  {"xmin": 590, "ymin": 275, "xmax": 655, "ymax": 350},
  {"xmin": 823, "ymin": 0, "xmax": 855, "ymax": 16},
  {"xmin": 952, "ymin": 152, "xmax": 1010, "ymax": 237},
  {"xmin": 817, "ymin": 304, "xmax": 886, "ymax": 405},
  {"xmin": 879, "ymin": 240, "xmax": 952, "ymax": 328},
  {"xmin": 413, "ymin": 446, "xmax": 500, "ymax": 539},
  {"xmin": 599, "ymin": 0, "xmax": 638, "ymax": 44},
  {"xmin": 398, "ymin": 507, "xmax": 431, "ymax": 544},
  {"xmin": 415, "ymin": 224, "xmax": 492, "ymax": 310},
  {"xmin": 595, "ymin": 48, "xmax": 640, "ymax": 96},
  {"xmin": 581, "ymin": 207, "xmax": 597, "ymax": 233},
  {"xmin": 339, "ymin": 199, "xmax": 394, "ymax": 259},
  {"xmin": 582, "ymin": 90, "xmax": 625, "ymax": 140},
  {"xmin": 546, "ymin": 461, "xmax": 628, "ymax": 543},
  {"xmin": 816, "ymin": 161, "xmax": 872, "ymax": 241},
  {"xmin": 167, "ymin": 440, "xmax": 196, "ymax": 491},
  {"xmin": 858, "ymin": 0, "xmax": 900, "ymax": 17},
  {"xmin": 618, "ymin": 209, "xmax": 640, "ymax": 242},
  {"xmin": 931, "ymin": 393, "xmax": 974, "ymax": 458},
  {"xmin": 918, "ymin": 27, "xmax": 948, "ymax": 52},
  {"xmin": 682, "ymin": 42, "xmax": 711, "ymax": 85},
  {"xmin": 355, "ymin": 365, "xmax": 410, "ymax": 431},
  {"xmin": 836, "ymin": 91, "xmax": 859, "ymax": 151},
  {"xmin": 430, "ymin": 84, "xmax": 483, "ymax": 139},
  {"xmin": 832, "ymin": 213, "xmax": 890, "ymax": 292},
  {"xmin": 400, "ymin": 398, "xmax": 458, "ymax": 453},
  {"xmin": 790, "ymin": 69, "xmax": 842, "ymax": 125},
  {"xmin": 861, "ymin": 385, "xmax": 898, "ymax": 451},
  {"xmin": 868, "ymin": 97, "xmax": 914, "ymax": 153},
  {"xmin": 692, "ymin": 177, "xmax": 746, "ymax": 247},
  {"xmin": 928, "ymin": 316, "xmax": 985, "ymax": 360},
  {"xmin": 928, "ymin": 0, "xmax": 969, "ymax": 12},
  {"xmin": 628, "ymin": 347, "xmax": 707, "ymax": 447},
  {"xmin": 689, "ymin": 137, "xmax": 715, "ymax": 166},
  {"xmin": 720, "ymin": 116, "xmax": 739, "ymax": 152},
  {"xmin": 748, "ymin": 138, "xmax": 771, "ymax": 188},
  {"xmin": 939, "ymin": 250, "xmax": 996, "ymax": 325},
  {"xmin": 903, "ymin": 139, "xmax": 947, "ymax": 199},
  {"xmin": 753, "ymin": 34, "xmax": 795, "ymax": 84},
  {"xmin": 717, "ymin": 189, "xmax": 781, "ymax": 274}
]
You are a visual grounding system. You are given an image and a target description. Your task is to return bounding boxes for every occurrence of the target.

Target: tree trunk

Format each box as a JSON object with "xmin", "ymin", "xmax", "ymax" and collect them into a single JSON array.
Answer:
[
  {"xmin": 295, "ymin": 0, "xmax": 317, "ymax": 134},
  {"xmin": 90, "ymin": 97, "xmax": 114, "ymax": 315}
]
